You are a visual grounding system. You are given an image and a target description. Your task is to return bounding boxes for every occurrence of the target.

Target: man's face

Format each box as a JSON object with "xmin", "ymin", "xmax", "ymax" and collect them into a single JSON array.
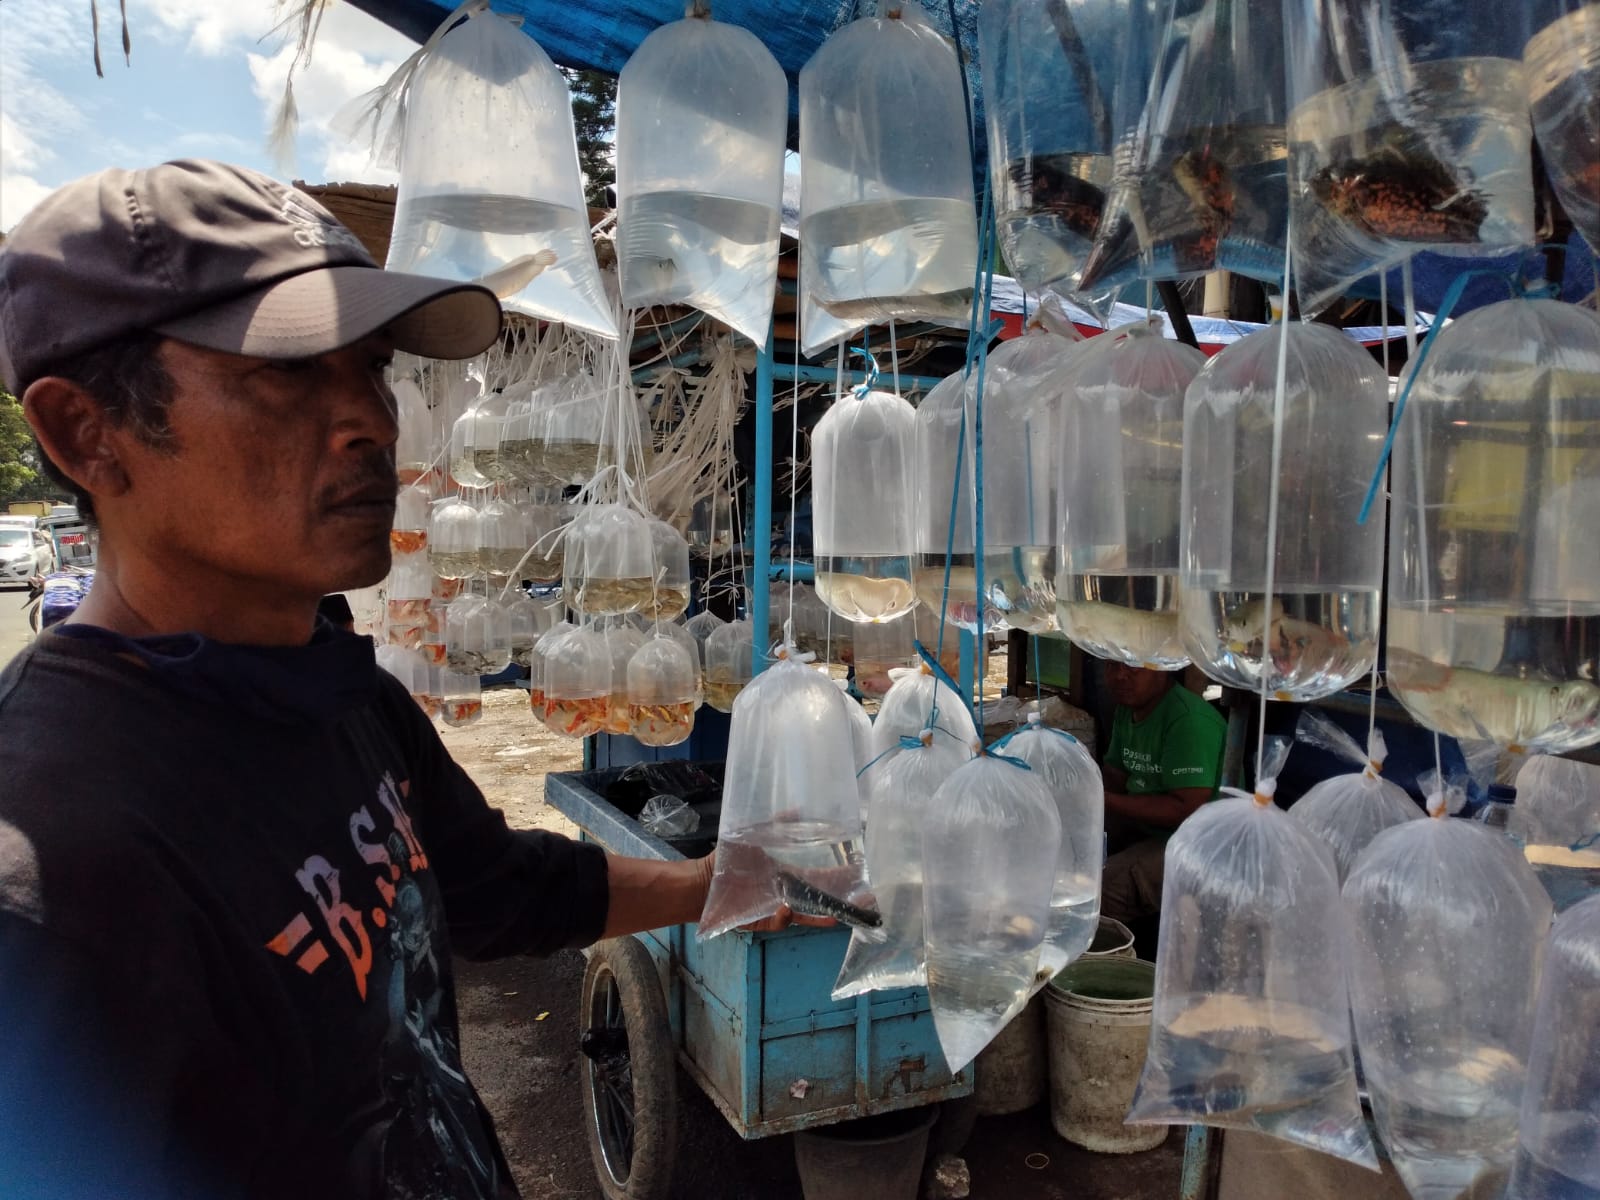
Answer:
[
  {"xmin": 109, "ymin": 333, "xmax": 399, "ymax": 604},
  {"xmin": 1104, "ymin": 661, "xmax": 1173, "ymax": 710}
]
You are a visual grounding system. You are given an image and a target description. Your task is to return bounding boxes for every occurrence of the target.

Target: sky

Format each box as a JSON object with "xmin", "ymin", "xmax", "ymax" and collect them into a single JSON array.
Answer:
[{"xmin": 0, "ymin": 0, "xmax": 419, "ymax": 232}]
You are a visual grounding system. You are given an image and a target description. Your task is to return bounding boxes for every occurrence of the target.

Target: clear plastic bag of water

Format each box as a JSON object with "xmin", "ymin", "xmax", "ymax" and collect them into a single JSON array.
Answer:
[
  {"xmin": 565, "ymin": 504, "xmax": 656, "ymax": 617},
  {"xmin": 1080, "ymin": 0, "xmax": 1290, "ymax": 290},
  {"xmin": 923, "ymin": 754, "xmax": 1062, "ymax": 1073},
  {"xmin": 1288, "ymin": 712, "xmax": 1422, "ymax": 883},
  {"xmin": 440, "ymin": 668, "xmax": 484, "ymax": 727},
  {"xmin": 527, "ymin": 617, "xmax": 576, "ymax": 715},
  {"xmin": 384, "ymin": 3, "xmax": 616, "ymax": 337},
  {"xmin": 626, "ymin": 634, "xmax": 698, "ymax": 747},
  {"xmin": 1527, "ymin": 2, "xmax": 1600, "ymax": 258},
  {"xmin": 445, "ymin": 591, "xmax": 512, "ymax": 676},
  {"xmin": 429, "ymin": 495, "xmax": 481, "ymax": 581},
  {"xmin": 703, "ymin": 618, "xmax": 755, "ymax": 712},
  {"xmin": 1179, "ymin": 322, "xmax": 1389, "ymax": 701},
  {"xmin": 540, "ymin": 625, "xmax": 613, "ymax": 738},
  {"xmin": 1511, "ymin": 753, "xmax": 1600, "ymax": 913},
  {"xmin": 699, "ymin": 657, "xmax": 869, "ymax": 938},
  {"xmin": 1344, "ymin": 772, "xmax": 1554, "ymax": 1197},
  {"xmin": 1128, "ymin": 741, "xmax": 1377, "ymax": 1166},
  {"xmin": 640, "ymin": 795, "xmax": 700, "ymax": 839},
  {"xmin": 978, "ymin": 0, "xmax": 1161, "ymax": 292},
  {"xmin": 834, "ymin": 728, "xmax": 972, "ymax": 1001},
  {"xmin": 1284, "ymin": 0, "xmax": 1540, "ymax": 314},
  {"xmin": 616, "ymin": 6, "xmax": 787, "ymax": 345},
  {"xmin": 1508, "ymin": 892, "xmax": 1600, "ymax": 1199},
  {"xmin": 1385, "ymin": 299, "xmax": 1600, "ymax": 753},
  {"xmin": 913, "ymin": 329, "xmax": 1082, "ymax": 635},
  {"xmin": 869, "ymin": 666, "xmax": 979, "ymax": 771},
  {"xmin": 377, "ymin": 643, "xmax": 439, "ymax": 721},
  {"xmin": 991, "ymin": 715, "xmax": 1105, "ymax": 973},
  {"xmin": 1056, "ymin": 324, "xmax": 1205, "ymax": 670},
  {"xmin": 799, "ymin": 0, "xmax": 977, "ymax": 346},
  {"xmin": 811, "ymin": 387, "xmax": 919, "ymax": 624}
]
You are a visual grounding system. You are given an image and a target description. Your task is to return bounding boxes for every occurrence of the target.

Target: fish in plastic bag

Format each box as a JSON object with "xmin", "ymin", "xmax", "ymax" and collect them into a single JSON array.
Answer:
[
  {"xmin": 1288, "ymin": 711, "xmax": 1422, "ymax": 883},
  {"xmin": 1507, "ymin": 892, "xmax": 1600, "ymax": 1198},
  {"xmin": 380, "ymin": 3, "xmax": 618, "ymax": 337},
  {"xmin": 991, "ymin": 714, "xmax": 1105, "ymax": 975},
  {"xmin": 798, "ymin": 0, "xmax": 977, "ymax": 356},
  {"xmin": 923, "ymin": 753, "xmax": 1062, "ymax": 1074},
  {"xmin": 698, "ymin": 655, "xmax": 871, "ymax": 939},
  {"xmin": 833, "ymin": 727, "xmax": 972, "ymax": 1001},
  {"xmin": 1128, "ymin": 740, "xmax": 1378, "ymax": 1167},
  {"xmin": 1510, "ymin": 753, "xmax": 1600, "ymax": 913},
  {"xmin": 1344, "ymin": 769, "xmax": 1554, "ymax": 1198}
]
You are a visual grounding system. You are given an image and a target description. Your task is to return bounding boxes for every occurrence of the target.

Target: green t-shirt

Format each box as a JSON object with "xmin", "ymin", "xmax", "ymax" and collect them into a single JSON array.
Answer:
[{"xmin": 1106, "ymin": 684, "xmax": 1227, "ymax": 805}]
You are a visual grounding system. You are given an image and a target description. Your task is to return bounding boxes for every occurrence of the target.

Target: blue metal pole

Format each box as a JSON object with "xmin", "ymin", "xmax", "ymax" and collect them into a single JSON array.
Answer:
[
  {"xmin": 768, "ymin": 361, "xmax": 945, "ymax": 393},
  {"xmin": 752, "ymin": 329, "xmax": 774, "ymax": 674}
]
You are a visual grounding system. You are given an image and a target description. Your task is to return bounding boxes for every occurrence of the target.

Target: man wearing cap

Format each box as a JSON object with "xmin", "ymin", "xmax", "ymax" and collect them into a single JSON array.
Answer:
[{"xmin": 0, "ymin": 160, "xmax": 774, "ymax": 1199}]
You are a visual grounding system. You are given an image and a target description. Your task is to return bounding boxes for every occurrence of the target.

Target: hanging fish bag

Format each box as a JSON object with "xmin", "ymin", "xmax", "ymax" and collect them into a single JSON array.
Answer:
[
  {"xmin": 869, "ymin": 666, "xmax": 979, "ymax": 768},
  {"xmin": 1288, "ymin": 712, "xmax": 1421, "ymax": 883},
  {"xmin": 1526, "ymin": 1, "xmax": 1600, "ymax": 258},
  {"xmin": 992, "ymin": 717, "xmax": 1105, "ymax": 973},
  {"xmin": 1283, "ymin": 0, "xmax": 1539, "ymax": 313},
  {"xmin": 798, "ymin": 0, "xmax": 977, "ymax": 356},
  {"xmin": 1079, "ymin": 0, "xmax": 1289, "ymax": 291},
  {"xmin": 1343, "ymin": 773, "xmax": 1554, "ymax": 1198},
  {"xmin": 811, "ymin": 387, "xmax": 919, "ymax": 625},
  {"xmin": 1178, "ymin": 323, "xmax": 1389, "ymax": 702},
  {"xmin": 1511, "ymin": 754, "xmax": 1600, "ymax": 913},
  {"xmin": 699, "ymin": 658, "xmax": 869, "ymax": 938},
  {"xmin": 1056, "ymin": 326, "xmax": 1204, "ymax": 670},
  {"xmin": 922, "ymin": 754, "xmax": 1062, "ymax": 1074},
  {"xmin": 978, "ymin": 0, "xmax": 1161, "ymax": 291},
  {"xmin": 1508, "ymin": 893, "xmax": 1600, "ymax": 1198},
  {"xmin": 1128, "ymin": 742, "xmax": 1377, "ymax": 1167},
  {"xmin": 383, "ymin": 2, "xmax": 617, "ymax": 337},
  {"xmin": 615, "ymin": 8, "xmax": 787, "ymax": 345},
  {"xmin": 834, "ymin": 729, "xmax": 972, "ymax": 1000}
]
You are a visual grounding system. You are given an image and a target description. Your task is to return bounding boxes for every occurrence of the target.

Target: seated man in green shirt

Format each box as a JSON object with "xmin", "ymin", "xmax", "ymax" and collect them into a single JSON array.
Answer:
[{"xmin": 1100, "ymin": 662, "xmax": 1227, "ymax": 924}]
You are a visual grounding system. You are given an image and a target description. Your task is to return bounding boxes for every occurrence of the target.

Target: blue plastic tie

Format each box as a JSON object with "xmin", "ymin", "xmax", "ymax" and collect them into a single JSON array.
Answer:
[{"xmin": 849, "ymin": 345, "xmax": 882, "ymax": 398}]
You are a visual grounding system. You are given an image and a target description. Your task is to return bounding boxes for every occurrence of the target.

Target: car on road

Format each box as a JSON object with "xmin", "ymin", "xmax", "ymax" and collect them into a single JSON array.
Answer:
[{"xmin": 0, "ymin": 525, "xmax": 57, "ymax": 588}]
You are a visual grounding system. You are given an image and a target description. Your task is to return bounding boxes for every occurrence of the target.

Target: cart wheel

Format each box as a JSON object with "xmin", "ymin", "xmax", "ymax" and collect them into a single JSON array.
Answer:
[{"xmin": 579, "ymin": 937, "xmax": 676, "ymax": 1200}]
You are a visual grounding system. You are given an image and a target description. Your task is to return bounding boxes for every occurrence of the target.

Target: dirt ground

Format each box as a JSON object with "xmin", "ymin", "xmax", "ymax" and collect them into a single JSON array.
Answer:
[{"xmin": 438, "ymin": 678, "xmax": 1182, "ymax": 1200}]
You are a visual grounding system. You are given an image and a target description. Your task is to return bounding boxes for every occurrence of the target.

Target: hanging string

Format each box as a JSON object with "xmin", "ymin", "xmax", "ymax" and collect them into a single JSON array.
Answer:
[
  {"xmin": 1255, "ymin": 229, "xmax": 1295, "ymax": 784},
  {"xmin": 1368, "ymin": 269, "xmax": 1392, "ymax": 750},
  {"xmin": 786, "ymin": 330, "xmax": 803, "ymax": 646},
  {"xmin": 889, "ymin": 318, "xmax": 903, "ymax": 398}
]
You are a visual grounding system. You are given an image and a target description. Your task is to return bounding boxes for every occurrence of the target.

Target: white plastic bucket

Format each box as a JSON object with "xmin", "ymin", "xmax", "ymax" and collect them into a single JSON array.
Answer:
[{"xmin": 1045, "ymin": 957, "xmax": 1166, "ymax": 1153}]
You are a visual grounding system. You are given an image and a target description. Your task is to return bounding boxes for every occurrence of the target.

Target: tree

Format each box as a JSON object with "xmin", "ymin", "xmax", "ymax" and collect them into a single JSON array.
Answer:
[
  {"xmin": 564, "ymin": 69, "xmax": 617, "ymax": 209},
  {"xmin": 0, "ymin": 390, "xmax": 64, "ymax": 506}
]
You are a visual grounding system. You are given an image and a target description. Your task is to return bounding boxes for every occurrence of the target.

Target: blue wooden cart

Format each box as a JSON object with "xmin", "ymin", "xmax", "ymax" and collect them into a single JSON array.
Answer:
[{"xmin": 545, "ymin": 766, "xmax": 972, "ymax": 1200}]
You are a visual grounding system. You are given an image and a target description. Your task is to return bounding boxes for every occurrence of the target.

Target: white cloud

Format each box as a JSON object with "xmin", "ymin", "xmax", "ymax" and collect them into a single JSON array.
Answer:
[
  {"xmin": 0, "ymin": 169, "xmax": 55, "ymax": 231},
  {"xmin": 135, "ymin": 0, "xmax": 276, "ymax": 57},
  {"xmin": 245, "ymin": 7, "xmax": 415, "ymax": 186}
]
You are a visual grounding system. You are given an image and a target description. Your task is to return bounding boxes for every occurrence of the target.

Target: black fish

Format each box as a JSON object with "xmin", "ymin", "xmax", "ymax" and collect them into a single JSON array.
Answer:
[{"xmin": 775, "ymin": 871, "xmax": 883, "ymax": 930}]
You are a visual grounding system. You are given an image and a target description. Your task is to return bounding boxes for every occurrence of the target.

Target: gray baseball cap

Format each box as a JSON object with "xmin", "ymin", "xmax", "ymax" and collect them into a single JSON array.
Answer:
[{"xmin": 0, "ymin": 158, "xmax": 503, "ymax": 393}]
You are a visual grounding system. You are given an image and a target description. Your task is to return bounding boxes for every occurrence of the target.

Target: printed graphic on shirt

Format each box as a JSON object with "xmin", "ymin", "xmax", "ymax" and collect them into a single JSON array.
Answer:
[{"xmin": 265, "ymin": 771, "xmax": 501, "ymax": 1200}]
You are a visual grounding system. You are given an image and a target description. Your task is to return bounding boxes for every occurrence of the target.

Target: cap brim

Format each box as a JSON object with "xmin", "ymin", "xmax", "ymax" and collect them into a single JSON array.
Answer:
[{"xmin": 154, "ymin": 265, "xmax": 503, "ymax": 361}]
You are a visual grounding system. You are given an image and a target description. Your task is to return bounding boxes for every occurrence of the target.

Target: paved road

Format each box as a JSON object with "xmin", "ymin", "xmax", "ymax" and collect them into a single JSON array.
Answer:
[{"xmin": 0, "ymin": 583, "xmax": 33, "ymax": 668}]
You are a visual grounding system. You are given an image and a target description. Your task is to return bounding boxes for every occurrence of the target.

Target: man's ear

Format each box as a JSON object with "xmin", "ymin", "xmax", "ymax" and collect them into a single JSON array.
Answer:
[{"xmin": 22, "ymin": 378, "xmax": 131, "ymax": 503}]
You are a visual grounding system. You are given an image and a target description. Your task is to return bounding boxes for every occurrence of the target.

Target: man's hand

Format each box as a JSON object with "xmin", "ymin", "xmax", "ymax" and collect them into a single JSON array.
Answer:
[{"xmin": 600, "ymin": 853, "xmax": 837, "ymax": 938}]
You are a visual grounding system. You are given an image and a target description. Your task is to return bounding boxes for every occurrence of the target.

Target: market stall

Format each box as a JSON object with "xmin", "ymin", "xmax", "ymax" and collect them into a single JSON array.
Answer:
[{"xmin": 311, "ymin": 0, "xmax": 1600, "ymax": 1196}]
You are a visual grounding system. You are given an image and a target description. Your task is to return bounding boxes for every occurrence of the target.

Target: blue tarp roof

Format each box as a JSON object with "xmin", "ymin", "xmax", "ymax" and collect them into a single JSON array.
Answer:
[{"xmin": 347, "ymin": 0, "xmax": 1600, "ymax": 317}]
